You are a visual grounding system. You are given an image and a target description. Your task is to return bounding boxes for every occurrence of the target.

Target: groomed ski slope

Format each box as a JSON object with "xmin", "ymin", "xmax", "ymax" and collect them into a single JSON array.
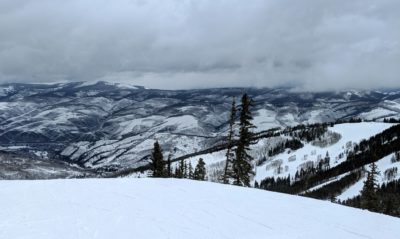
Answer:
[{"xmin": 0, "ymin": 178, "xmax": 399, "ymax": 239}]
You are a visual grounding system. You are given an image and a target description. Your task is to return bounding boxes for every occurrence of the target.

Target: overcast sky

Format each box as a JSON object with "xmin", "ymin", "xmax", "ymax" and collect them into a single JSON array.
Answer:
[{"xmin": 0, "ymin": 0, "xmax": 399, "ymax": 91}]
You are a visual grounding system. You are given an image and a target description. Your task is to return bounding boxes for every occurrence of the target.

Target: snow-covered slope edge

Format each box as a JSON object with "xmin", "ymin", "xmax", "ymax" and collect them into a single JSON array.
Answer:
[{"xmin": 1, "ymin": 178, "xmax": 399, "ymax": 239}]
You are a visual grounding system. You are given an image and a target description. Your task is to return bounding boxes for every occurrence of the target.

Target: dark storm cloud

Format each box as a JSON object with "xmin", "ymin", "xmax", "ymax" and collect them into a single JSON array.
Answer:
[{"xmin": 0, "ymin": 0, "xmax": 399, "ymax": 90}]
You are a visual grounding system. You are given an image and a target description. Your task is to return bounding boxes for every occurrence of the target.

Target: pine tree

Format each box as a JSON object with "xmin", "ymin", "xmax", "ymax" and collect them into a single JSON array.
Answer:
[
  {"xmin": 222, "ymin": 97, "xmax": 236, "ymax": 184},
  {"xmin": 194, "ymin": 158, "xmax": 207, "ymax": 181},
  {"xmin": 361, "ymin": 162, "xmax": 380, "ymax": 211},
  {"xmin": 166, "ymin": 154, "xmax": 172, "ymax": 177},
  {"xmin": 179, "ymin": 160, "xmax": 185, "ymax": 178},
  {"xmin": 188, "ymin": 162, "xmax": 194, "ymax": 179},
  {"xmin": 150, "ymin": 140, "xmax": 165, "ymax": 177},
  {"xmin": 183, "ymin": 161, "xmax": 188, "ymax": 178},
  {"xmin": 173, "ymin": 166, "xmax": 180, "ymax": 178},
  {"xmin": 232, "ymin": 93, "xmax": 255, "ymax": 187}
]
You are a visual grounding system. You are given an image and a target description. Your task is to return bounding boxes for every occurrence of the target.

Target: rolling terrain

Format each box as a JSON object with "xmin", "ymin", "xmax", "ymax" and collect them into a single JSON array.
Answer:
[{"xmin": 0, "ymin": 81, "xmax": 400, "ymax": 176}]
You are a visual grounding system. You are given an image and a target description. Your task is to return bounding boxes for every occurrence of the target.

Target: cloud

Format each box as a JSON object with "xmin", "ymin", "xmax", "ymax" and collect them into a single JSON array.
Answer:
[{"xmin": 0, "ymin": 0, "xmax": 399, "ymax": 90}]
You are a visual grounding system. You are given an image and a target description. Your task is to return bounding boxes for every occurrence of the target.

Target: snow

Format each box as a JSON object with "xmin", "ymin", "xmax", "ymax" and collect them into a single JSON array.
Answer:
[
  {"xmin": 251, "ymin": 108, "xmax": 329, "ymax": 131},
  {"xmin": 330, "ymin": 122, "xmax": 393, "ymax": 143},
  {"xmin": 338, "ymin": 153, "xmax": 400, "ymax": 201},
  {"xmin": 358, "ymin": 100, "xmax": 400, "ymax": 120},
  {"xmin": 113, "ymin": 82, "xmax": 138, "ymax": 89},
  {"xmin": 254, "ymin": 122, "xmax": 394, "ymax": 182},
  {"xmin": 116, "ymin": 115, "xmax": 164, "ymax": 136},
  {"xmin": 375, "ymin": 154, "xmax": 400, "ymax": 182},
  {"xmin": 179, "ymin": 122, "xmax": 395, "ymax": 186},
  {"xmin": 114, "ymin": 114, "xmax": 202, "ymax": 136},
  {"xmin": 0, "ymin": 102, "xmax": 10, "ymax": 110},
  {"xmin": 303, "ymin": 109, "xmax": 325, "ymax": 124},
  {"xmin": 0, "ymin": 178, "xmax": 398, "ymax": 239},
  {"xmin": 161, "ymin": 115, "xmax": 199, "ymax": 131},
  {"xmin": 0, "ymin": 86, "xmax": 15, "ymax": 96},
  {"xmin": 180, "ymin": 150, "xmax": 227, "ymax": 173},
  {"xmin": 305, "ymin": 172, "xmax": 350, "ymax": 193},
  {"xmin": 337, "ymin": 176, "xmax": 365, "ymax": 201},
  {"xmin": 77, "ymin": 81, "xmax": 138, "ymax": 89},
  {"xmin": 253, "ymin": 109, "xmax": 280, "ymax": 131},
  {"xmin": 359, "ymin": 108, "xmax": 398, "ymax": 121}
]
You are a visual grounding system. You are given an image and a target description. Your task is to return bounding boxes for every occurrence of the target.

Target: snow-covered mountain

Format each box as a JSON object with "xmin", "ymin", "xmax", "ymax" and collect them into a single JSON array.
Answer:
[
  {"xmin": 1, "ymin": 178, "xmax": 398, "ymax": 239},
  {"xmin": 0, "ymin": 150, "xmax": 93, "ymax": 179},
  {"xmin": 160, "ymin": 122, "xmax": 400, "ymax": 203},
  {"xmin": 1, "ymin": 81, "xmax": 400, "ymax": 174}
]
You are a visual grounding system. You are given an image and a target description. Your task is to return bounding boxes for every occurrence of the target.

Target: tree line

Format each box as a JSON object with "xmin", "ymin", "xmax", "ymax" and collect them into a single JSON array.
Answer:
[{"xmin": 150, "ymin": 140, "xmax": 207, "ymax": 181}]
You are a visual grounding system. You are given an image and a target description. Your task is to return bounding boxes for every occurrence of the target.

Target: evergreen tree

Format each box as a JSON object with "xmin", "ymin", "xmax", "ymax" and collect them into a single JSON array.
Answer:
[
  {"xmin": 150, "ymin": 141, "xmax": 165, "ymax": 177},
  {"xmin": 222, "ymin": 97, "xmax": 237, "ymax": 184},
  {"xmin": 183, "ymin": 161, "xmax": 188, "ymax": 178},
  {"xmin": 361, "ymin": 162, "xmax": 380, "ymax": 211},
  {"xmin": 232, "ymin": 93, "xmax": 255, "ymax": 187},
  {"xmin": 188, "ymin": 162, "xmax": 194, "ymax": 179},
  {"xmin": 180, "ymin": 160, "xmax": 185, "ymax": 178},
  {"xmin": 254, "ymin": 180, "xmax": 259, "ymax": 188},
  {"xmin": 166, "ymin": 154, "xmax": 172, "ymax": 177},
  {"xmin": 194, "ymin": 158, "xmax": 207, "ymax": 181},
  {"xmin": 173, "ymin": 166, "xmax": 181, "ymax": 178}
]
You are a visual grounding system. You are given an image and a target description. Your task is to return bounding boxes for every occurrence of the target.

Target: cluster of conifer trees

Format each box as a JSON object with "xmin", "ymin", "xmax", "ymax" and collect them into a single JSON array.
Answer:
[
  {"xmin": 284, "ymin": 123, "xmax": 329, "ymax": 142},
  {"xmin": 359, "ymin": 162, "xmax": 380, "ymax": 210},
  {"xmin": 335, "ymin": 117, "xmax": 363, "ymax": 124},
  {"xmin": 267, "ymin": 139, "xmax": 303, "ymax": 157},
  {"xmin": 383, "ymin": 117, "xmax": 400, "ymax": 123},
  {"xmin": 150, "ymin": 141, "xmax": 207, "ymax": 181},
  {"xmin": 255, "ymin": 176, "xmax": 291, "ymax": 193},
  {"xmin": 341, "ymin": 162, "xmax": 400, "ymax": 217},
  {"xmin": 221, "ymin": 94, "xmax": 256, "ymax": 187}
]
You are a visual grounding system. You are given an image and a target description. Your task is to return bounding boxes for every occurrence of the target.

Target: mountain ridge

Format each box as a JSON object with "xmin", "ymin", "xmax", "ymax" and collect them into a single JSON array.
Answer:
[{"xmin": 0, "ymin": 82, "xmax": 399, "ymax": 172}]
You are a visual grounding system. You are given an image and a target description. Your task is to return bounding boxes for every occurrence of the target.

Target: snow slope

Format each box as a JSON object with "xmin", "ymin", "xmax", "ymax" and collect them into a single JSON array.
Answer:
[
  {"xmin": 180, "ymin": 122, "xmax": 395, "ymax": 184},
  {"xmin": 254, "ymin": 122, "xmax": 394, "ymax": 182},
  {"xmin": 0, "ymin": 178, "xmax": 399, "ymax": 239},
  {"xmin": 338, "ymin": 153, "xmax": 400, "ymax": 201}
]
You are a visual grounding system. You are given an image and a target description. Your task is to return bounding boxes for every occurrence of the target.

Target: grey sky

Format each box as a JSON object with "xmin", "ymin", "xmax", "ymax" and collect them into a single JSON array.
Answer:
[{"xmin": 0, "ymin": 0, "xmax": 399, "ymax": 91}]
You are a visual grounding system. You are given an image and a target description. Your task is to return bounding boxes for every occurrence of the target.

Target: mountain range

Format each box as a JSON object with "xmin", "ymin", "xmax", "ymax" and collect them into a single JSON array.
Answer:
[{"xmin": 0, "ymin": 81, "xmax": 400, "ymax": 178}]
